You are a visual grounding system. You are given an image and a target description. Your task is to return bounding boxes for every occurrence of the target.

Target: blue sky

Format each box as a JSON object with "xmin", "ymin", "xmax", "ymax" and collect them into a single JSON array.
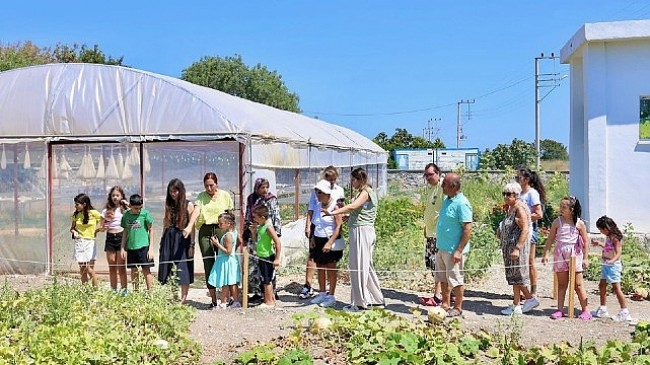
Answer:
[{"xmin": 3, "ymin": 1, "xmax": 649, "ymax": 151}]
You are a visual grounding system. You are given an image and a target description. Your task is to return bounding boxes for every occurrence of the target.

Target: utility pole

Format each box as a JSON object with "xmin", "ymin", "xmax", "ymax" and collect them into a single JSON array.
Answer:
[
  {"xmin": 535, "ymin": 52, "xmax": 564, "ymax": 169},
  {"xmin": 457, "ymin": 99, "xmax": 474, "ymax": 148},
  {"xmin": 423, "ymin": 117, "xmax": 441, "ymax": 143}
]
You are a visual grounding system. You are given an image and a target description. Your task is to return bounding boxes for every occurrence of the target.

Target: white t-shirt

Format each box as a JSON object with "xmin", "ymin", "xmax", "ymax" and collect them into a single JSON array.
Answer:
[
  {"xmin": 519, "ymin": 188, "xmax": 541, "ymax": 211},
  {"xmin": 308, "ymin": 184, "xmax": 345, "ymax": 227},
  {"xmin": 101, "ymin": 208, "xmax": 124, "ymax": 230},
  {"xmin": 519, "ymin": 188, "xmax": 541, "ymax": 225},
  {"xmin": 314, "ymin": 198, "xmax": 339, "ymax": 238}
]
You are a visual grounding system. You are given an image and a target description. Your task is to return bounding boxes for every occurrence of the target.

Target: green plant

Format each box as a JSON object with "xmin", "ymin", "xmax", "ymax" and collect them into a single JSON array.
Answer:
[{"xmin": 0, "ymin": 278, "xmax": 200, "ymax": 364}]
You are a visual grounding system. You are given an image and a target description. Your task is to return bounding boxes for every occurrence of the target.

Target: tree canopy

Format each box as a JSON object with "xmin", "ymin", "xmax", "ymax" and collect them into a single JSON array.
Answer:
[
  {"xmin": 181, "ymin": 55, "xmax": 300, "ymax": 113},
  {"xmin": 540, "ymin": 139, "xmax": 568, "ymax": 160},
  {"xmin": 0, "ymin": 41, "xmax": 124, "ymax": 72},
  {"xmin": 479, "ymin": 138, "xmax": 537, "ymax": 170},
  {"xmin": 373, "ymin": 128, "xmax": 445, "ymax": 168}
]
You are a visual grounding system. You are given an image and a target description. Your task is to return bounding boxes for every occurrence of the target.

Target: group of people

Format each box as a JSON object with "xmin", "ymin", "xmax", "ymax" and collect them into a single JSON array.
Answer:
[
  {"xmin": 69, "ymin": 163, "xmax": 633, "ymax": 321},
  {"xmin": 69, "ymin": 173, "xmax": 283, "ymax": 309},
  {"xmin": 417, "ymin": 164, "xmax": 633, "ymax": 322}
]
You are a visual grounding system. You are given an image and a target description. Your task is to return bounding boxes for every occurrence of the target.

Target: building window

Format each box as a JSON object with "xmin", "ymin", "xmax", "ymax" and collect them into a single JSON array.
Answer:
[{"xmin": 640, "ymin": 96, "xmax": 650, "ymax": 140}]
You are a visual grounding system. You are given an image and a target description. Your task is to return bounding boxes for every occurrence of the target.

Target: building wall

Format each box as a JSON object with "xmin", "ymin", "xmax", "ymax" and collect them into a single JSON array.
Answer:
[{"xmin": 573, "ymin": 39, "xmax": 650, "ymax": 232}]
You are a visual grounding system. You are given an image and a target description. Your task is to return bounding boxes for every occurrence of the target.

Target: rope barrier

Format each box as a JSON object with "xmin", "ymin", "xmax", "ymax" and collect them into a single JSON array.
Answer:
[{"xmin": 0, "ymin": 248, "xmax": 606, "ymax": 275}]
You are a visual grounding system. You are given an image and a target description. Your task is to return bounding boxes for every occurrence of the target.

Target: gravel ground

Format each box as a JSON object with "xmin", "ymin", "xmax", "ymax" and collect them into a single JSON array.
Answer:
[{"xmin": 188, "ymin": 258, "xmax": 648, "ymax": 364}]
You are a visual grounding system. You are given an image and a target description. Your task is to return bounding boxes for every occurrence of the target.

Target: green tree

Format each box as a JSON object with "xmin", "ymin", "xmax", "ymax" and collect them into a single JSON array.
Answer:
[
  {"xmin": 0, "ymin": 41, "xmax": 124, "ymax": 72},
  {"xmin": 373, "ymin": 128, "xmax": 446, "ymax": 168},
  {"xmin": 480, "ymin": 138, "xmax": 536, "ymax": 170},
  {"xmin": 181, "ymin": 55, "xmax": 300, "ymax": 112},
  {"xmin": 540, "ymin": 139, "xmax": 568, "ymax": 160}
]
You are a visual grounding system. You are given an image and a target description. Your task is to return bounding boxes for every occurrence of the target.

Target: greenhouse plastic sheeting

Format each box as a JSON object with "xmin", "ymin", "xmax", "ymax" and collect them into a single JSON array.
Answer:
[{"xmin": 0, "ymin": 63, "xmax": 386, "ymax": 168}]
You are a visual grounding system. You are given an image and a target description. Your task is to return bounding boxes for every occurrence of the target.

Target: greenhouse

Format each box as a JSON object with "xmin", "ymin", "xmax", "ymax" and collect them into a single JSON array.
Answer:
[{"xmin": 0, "ymin": 63, "xmax": 387, "ymax": 275}]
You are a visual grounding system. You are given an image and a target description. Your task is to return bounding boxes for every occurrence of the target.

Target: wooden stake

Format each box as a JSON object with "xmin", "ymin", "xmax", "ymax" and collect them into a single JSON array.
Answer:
[
  {"xmin": 242, "ymin": 247, "xmax": 250, "ymax": 309},
  {"xmin": 567, "ymin": 256, "xmax": 576, "ymax": 318}
]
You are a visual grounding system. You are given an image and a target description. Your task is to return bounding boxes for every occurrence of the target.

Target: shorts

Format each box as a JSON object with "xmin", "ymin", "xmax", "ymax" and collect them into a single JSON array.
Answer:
[
  {"xmin": 434, "ymin": 250, "xmax": 465, "ymax": 288},
  {"xmin": 601, "ymin": 261, "xmax": 622, "ymax": 284},
  {"xmin": 312, "ymin": 236, "xmax": 343, "ymax": 265},
  {"xmin": 104, "ymin": 232, "xmax": 122, "ymax": 252},
  {"xmin": 258, "ymin": 254, "xmax": 276, "ymax": 285},
  {"xmin": 74, "ymin": 238, "xmax": 97, "ymax": 263},
  {"xmin": 530, "ymin": 225, "xmax": 539, "ymax": 245},
  {"xmin": 127, "ymin": 246, "xmax": 155, "ymax": 268},
  {"xmin": 424, "ymin": 237, "xmax": 438, "ymax": 271}
]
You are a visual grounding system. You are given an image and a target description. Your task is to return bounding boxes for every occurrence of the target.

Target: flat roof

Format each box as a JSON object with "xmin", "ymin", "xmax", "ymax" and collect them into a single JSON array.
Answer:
[{"xmin": 561, "ymin": 19, "xmax": 650, "ymax": 63}]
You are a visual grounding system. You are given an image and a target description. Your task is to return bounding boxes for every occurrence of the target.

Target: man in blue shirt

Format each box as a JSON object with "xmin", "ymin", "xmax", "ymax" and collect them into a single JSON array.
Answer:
[{"xmin": 435, "ymin": 173, "xmax": 473, "ymax": 317}]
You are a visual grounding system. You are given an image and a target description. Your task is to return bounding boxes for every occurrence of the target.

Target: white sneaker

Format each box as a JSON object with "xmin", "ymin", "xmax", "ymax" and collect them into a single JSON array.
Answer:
[
  {"xmin": 311, "ymin": 292, "xmax": 328, "ymax": 305},
  {"xmin": 594, "ymin": 306, "xmax": 609, "ymax": 318},
  {"xmin": 613, "ymin": 310, "xmax": 633, "ymax": 322},
  {"xmin": 342, "ymin": 304, "xmax": 363, "ymax": 312},
  {"xmin": 298, "ymin": 286, "xmax": 314, "ymax": 299},
  {"xmin": 501, "ymin": 304, "xmax": 522, "ymax": 315},
  {"xmin": 522, "ymin": 297, "xmax": 540, "ymax": 313},
  {"xmin": 319, "ymin": 295, "xmax": 336, "ymax": 308}
]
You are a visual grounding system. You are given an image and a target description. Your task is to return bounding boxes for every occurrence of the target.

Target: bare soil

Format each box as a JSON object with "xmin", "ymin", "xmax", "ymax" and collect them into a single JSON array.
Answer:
[
  {"xmin": 188, "ymin": 259, "xmax": 647, "ymax": 364},
  {"xmin": 3, "ymin": 259, "xmax": 647, "ymax": 364}
]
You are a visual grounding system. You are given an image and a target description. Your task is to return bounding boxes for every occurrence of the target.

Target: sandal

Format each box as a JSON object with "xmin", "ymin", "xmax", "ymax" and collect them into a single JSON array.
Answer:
[
  {"xmin": 418, "ymin": 297, "xmax": 438, "ymax": 307},
  {"xmin": 578, "ymin": 311, "xmax": 593, "ymax": 320},
  {"xmin": 446, "ymin": 308, "xmax": 462, "ymax": 317},
  {"xmin": 550, "ymin": 310, "xmax": 565, "ymax": 320}
]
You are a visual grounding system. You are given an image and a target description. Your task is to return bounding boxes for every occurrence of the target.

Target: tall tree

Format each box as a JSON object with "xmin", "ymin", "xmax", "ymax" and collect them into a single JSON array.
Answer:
[
  {"xmin": 480, "ymin": 138, "xmax": 536, "ymax": 170},
  {"xmin": 0, "ymin": 41, "xmax": 124, "ymax": 72},
  {"xmin": 181, "ymin": 55, "xmax": 300, "ymax": 113},
  {"xmin": 540, "ymin": 139, "xmax": 568, "ymax": 160}
]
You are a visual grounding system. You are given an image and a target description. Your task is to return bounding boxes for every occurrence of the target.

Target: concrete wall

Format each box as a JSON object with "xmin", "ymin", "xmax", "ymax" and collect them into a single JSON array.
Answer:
[{"xmin": 570, "ymin": 39, "xmax": 650, "ymax": 232}]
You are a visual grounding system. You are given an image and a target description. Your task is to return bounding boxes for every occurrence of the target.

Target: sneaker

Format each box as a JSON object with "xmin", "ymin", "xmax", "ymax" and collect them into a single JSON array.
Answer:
[
  {"xmin": 229, "ymin": 301, "xmax": 242, "ymax": 309},
  {"xmin": 299, "ymin": 285, "xmax": 314, "ymax": 299},
  {"xmin": 550, "ymin": 310, "xmax": 565, "ymax": 319},
  {"xmin": 501, "ymin": 304, "xmax": 522, "ymax": 315},
  {"xmin": 258, "ymin": 302, "xmax": 276, "ymax": 309},
  {"xmin": 210, "ymin": 300, "xmax": 221, "ymax": 310},
  {"xmin": 613, "ymin": 310, "xmax": 633, "ymax": 322},
  {"xmin": 594, "ymin": 306, "xmax": 609, "ymax": 318},
  {"xmin": 342, "ymin": 304, "xmax": 364, "ymax": 312},
  {"xmin": 311, "ymin": 292, "xmax": 329, "ymax": 305},
  {"xmin": 522, "ymin": 297, "xmax": 539, "ymax": 313},
  {"xmin": 319, "ymin": 295, "xmax": 336, "ymax": 308},
  {"xmin": 578, "ymin": 311, "xmax": 593, "ymax": 320}
]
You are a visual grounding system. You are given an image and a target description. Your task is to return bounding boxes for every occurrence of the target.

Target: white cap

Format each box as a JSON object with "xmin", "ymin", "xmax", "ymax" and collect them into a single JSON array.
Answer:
[{"xmin": 314, "ymin": 179, "xmax": 333, "ymax": 195}]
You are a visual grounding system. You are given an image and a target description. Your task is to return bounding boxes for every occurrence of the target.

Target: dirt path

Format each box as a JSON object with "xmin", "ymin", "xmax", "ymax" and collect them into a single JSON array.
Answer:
[{"xmin": 189, "ymin": 259, "xmax": 647, "ymax": 364}]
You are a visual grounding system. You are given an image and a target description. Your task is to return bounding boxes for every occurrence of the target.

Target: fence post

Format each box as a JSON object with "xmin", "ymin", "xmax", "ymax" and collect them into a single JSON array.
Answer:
[
  {"xmin": 567, "ymin": 256, "xmax": 577, "ymax": 318},
  {"xmin": 242, "ymin": 247, "xmax": 250, "ymax": 309}
]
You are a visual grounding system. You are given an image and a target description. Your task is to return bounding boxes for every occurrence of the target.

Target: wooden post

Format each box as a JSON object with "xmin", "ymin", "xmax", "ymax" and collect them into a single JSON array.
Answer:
[
  {"xmin": 567, "ymin": 256, "xmax": 577, "ymax": 318},
  {"xmin": 242, "ymin": 248, "xmax": 249, "ymax": 309},
  {"xmin": 294, "ymin": 169, "xmax": 300, "ymax": 221},
  {"xmin": 552, "ymin": 272, "xmax": 558, "ymax": 300}
]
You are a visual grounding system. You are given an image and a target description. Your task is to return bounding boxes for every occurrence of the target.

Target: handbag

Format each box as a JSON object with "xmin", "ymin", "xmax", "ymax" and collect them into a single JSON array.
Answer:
[{"xmin": 331, "ymin": 237, "xmax": 346, "ymax": 251}]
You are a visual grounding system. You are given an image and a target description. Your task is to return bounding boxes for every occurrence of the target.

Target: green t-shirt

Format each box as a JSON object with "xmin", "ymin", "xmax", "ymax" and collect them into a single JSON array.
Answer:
[
  {"xmin": 256, "ymin": 220, "xmax": 274, "ymax": 258},
  {"xmin": 121, "ymin": 209, "xmax": 154, "ymax": 250},
  {"xmin": 348, "ymin": 187, "xmax": 378, "ymax": 227}
]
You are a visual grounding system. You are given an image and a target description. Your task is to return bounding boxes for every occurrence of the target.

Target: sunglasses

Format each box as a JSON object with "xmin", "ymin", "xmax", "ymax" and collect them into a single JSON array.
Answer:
[
  {"xmin": 502, "ymin": 192, "xmax": 517, "ymax": 197},
  {"xmin": 424, "ymin": 172, "xmax": 437, "ymax": 177}
]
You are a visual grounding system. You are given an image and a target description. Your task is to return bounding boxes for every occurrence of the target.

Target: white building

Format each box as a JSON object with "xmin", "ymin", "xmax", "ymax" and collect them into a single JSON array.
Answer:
[
  {"xmin": 561, "ymin": 20, "xmax": 650, "ymax": 233},
  {"xmin": 393, "ymin": 148, "xmax": 480, "ymax": 171}
]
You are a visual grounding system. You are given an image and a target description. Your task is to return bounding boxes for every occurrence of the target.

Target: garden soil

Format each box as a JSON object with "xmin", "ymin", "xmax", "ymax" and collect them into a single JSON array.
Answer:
[
  {"xmin": 5, "ymin": 259, "xmax": 648, "ymax": 364},
  {"xmin": 188, "ymin": 259, "xmax": 648, "ymax": 364}
]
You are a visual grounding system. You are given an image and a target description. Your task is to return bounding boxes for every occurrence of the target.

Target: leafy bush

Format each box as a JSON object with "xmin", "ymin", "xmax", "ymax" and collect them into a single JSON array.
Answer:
[{"xmin": 0, "ymin": 278, "xmax": 200, "ymax": 364}]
